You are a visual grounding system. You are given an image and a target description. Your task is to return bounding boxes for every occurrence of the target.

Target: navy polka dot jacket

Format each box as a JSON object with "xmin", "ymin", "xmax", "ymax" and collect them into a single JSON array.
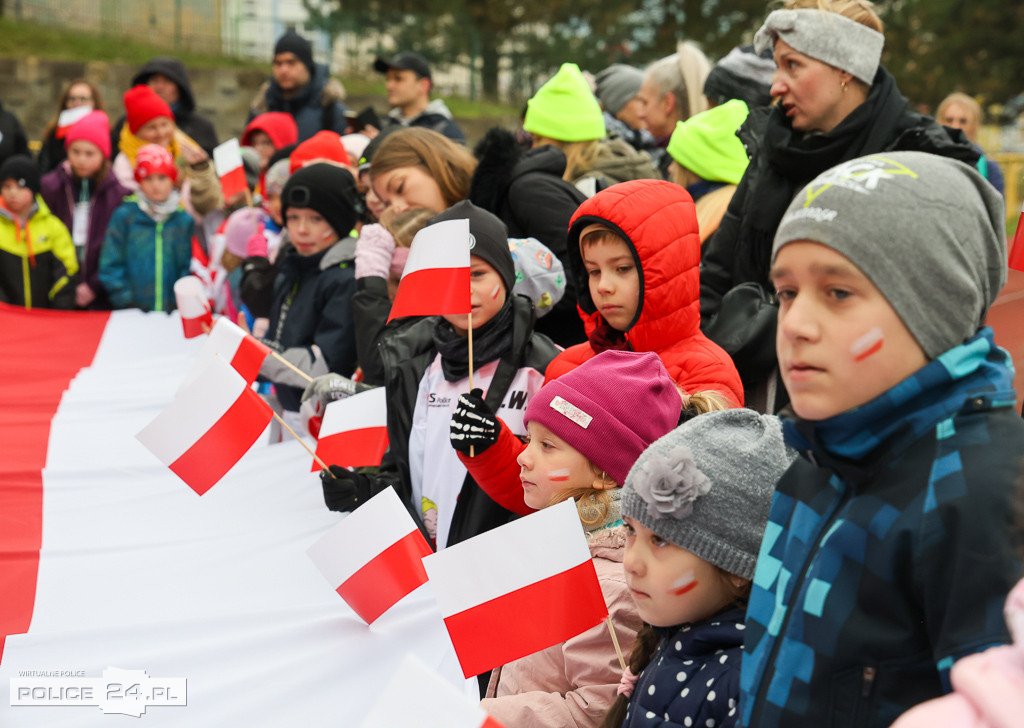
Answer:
[{"xmin": 621, "ymin": 607, "xmax": 745, "ymax": 728}]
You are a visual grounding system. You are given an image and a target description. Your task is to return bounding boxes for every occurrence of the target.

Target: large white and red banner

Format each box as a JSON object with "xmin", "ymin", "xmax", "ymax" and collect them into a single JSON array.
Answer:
[{"xmin": 0, "ymin": 303, "xmax": 471, "ymax": 726}]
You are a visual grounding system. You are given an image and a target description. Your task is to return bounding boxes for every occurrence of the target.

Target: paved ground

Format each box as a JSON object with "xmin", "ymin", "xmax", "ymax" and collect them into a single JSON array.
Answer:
[{"xmin": 987, "ymin": 269, "xmax": 1024, "ymax": 408}]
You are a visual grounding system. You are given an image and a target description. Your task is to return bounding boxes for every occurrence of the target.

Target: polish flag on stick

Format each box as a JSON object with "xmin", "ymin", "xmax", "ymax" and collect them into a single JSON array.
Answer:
[
  {"xmin": 174, "ymin": 276, "xmax": 212, "ymax": 338},
  {"xmin": 422, "ymin": 499, "xmax": 608, "ymax": 678},
  {"xmin": 213, "ymin": 138, "xmax": 249, "ymax": 201},
  {"xmin": 387, "ymin": 218, "xmax": 471, "ymax": 323},
  {"xmin": 1009, "ymin": 196, "xmax": 1024, "ymax": 273},
  {"xmin": 180, "ymin": 318, "xmax": 271, "ymax": 391},
  {"xmin": 307, "ymin": 487, "xmax": 432, "ymax": 625},
  {"xmin": 55, "ymin": 106, "xmax": 91, "ymax": 138},
  {"xmin": 136, "ymin": 355, "xmax": 273, "ymax": 495},
  {"xmin": 311, "ymin": 387, "xmax": 389, "ymax": 472},
  {"xmin": 360, "ymin": 654, "xmax": 506, "ymax": 728}
]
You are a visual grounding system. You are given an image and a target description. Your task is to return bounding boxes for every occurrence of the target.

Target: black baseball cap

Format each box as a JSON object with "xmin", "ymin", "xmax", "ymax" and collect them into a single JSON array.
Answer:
[{"xmin": 373, "ymin": 52, "xmax": 431, "ymax": 81}]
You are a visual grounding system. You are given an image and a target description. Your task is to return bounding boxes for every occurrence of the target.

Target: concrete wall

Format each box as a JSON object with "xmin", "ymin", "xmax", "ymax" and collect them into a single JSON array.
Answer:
[
  {"xmin": 0, "ymin": 55, "xmax": 512, "ymax": 149},
  {"xmin": 0, "ymin": 56, "xmax": 266, "ymax": 145}
]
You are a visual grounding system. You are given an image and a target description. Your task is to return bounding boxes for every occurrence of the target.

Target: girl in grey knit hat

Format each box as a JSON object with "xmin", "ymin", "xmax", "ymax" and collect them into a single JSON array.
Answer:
[{"xmin": 605, "ymin": 408, "xmax": 795, "ymax": 728}]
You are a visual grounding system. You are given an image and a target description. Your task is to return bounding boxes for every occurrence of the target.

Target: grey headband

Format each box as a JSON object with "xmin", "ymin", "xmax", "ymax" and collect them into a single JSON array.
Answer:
[
  {"xmin": 773, "ymin": 151, "xmax": 1007, "ymax": 359},
  {"xmin": 754, "ymin": 9, "xmax": 884, "ymax": 85}
]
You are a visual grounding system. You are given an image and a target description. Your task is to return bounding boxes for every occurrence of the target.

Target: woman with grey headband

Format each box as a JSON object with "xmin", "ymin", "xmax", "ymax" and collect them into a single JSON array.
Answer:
[{"xmin": 699, "ymin": 0, "xmax": 978, "ymax": 413}]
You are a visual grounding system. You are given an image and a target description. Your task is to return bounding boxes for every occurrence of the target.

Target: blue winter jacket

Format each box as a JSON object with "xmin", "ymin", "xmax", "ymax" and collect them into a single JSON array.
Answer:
[
  {"xmin": 622, "ymin": 607, "xmax": 745, "ymax": 728},
  {"xmin": 98, "ymin": 197, "xmax": 194, "ymax": 312},
  {"xmin": 740, "ymin": 328, "xmax": 1024, "ymax": 728}
]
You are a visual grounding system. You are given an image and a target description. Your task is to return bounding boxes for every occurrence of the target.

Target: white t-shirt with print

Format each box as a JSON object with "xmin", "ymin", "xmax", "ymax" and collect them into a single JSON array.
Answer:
[{"xmin": 408, "ymin": 354, "xmax": 545, "ymax": 549}]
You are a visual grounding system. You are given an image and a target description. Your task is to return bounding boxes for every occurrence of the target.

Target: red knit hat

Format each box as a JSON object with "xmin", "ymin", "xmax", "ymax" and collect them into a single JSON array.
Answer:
[
  {"xmin": 524, "ymin": 350, "xmax": 682, "ymax": 486},
  {"xmin": 64, "ymin": 110, "xmax": 112, "ymax": 159},
  {"xmin": 241, "ymin": 112, "xmax": 299, "ymax": 150},
  {"xmin": 134, "ymin": 144, "xmax": 177, "ymax": 184},
  {"xmin": 289, "ymin": 130, "xmax": 348, "ymax": 174},
  {"xmin": 123, "ymin": 85, "xmax": 173, "ymax": 134}
]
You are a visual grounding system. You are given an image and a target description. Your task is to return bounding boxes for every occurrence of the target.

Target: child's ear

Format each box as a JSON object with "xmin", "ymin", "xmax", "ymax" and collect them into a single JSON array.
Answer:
[
  {"xmin": 729, "ymin": 575, "xmax": 750, "ymax": 589},
  {"xmin": 591, "ymin": 471, "xmax": 618, "ymax": 490}
]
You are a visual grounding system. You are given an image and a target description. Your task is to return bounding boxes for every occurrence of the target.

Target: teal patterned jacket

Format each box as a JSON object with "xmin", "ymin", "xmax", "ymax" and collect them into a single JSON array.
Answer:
[{"xmin": 740, "ymin": 328, "xmax": 1024, "ymax": 728}]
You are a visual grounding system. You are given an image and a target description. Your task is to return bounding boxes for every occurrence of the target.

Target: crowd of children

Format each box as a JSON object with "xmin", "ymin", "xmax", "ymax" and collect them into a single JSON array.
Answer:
[{"xmin": 5, "ymin": 1, "xmax": 1024, "ymax": 725}]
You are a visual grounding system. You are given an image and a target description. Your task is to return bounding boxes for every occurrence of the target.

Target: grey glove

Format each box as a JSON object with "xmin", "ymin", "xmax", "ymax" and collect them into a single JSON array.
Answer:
[{"xmin": 302, "ymin": 374, "xmax": 375, "ymax": 414}]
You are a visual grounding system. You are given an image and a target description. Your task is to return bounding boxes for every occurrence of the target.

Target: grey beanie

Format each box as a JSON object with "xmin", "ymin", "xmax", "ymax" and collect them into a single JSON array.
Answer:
[
  {"xmin": 753, "ymin": 9, "xmax": 884, "ymax": 86},
  {"xmin": 622, "ymin": 409, "xmax": 796, "ymax": 580},
  {"xmin": 595, "ymin": 64, "xmax": 645, "ymax": 115},
  {"xmin": 704, "ymin": 45, "xmax": 776, "ymax": 108},
  {"xmin": 773, "ymin": 151, "xmax": 1008, "ymax": 359}
]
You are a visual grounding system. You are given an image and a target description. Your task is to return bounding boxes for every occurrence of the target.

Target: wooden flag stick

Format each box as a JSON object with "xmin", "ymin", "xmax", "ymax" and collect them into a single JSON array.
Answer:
[
  {"xmin": 272, "ymin": 410, "xmax": 330, "ymax": 471},
  {"xmin": 270, "ymin": 351, "xmax": 313, "ymax": 382},
  {"xmin": 467, "ymin": 311, "xmax": 475, "ymax": 458},
  {"xmin": 244, "ymin": 187, "xmax": 259, "ymax": 236},
  {"xmin": 607, "ymin": 616, "xmax": 627, "ymax": 672}
]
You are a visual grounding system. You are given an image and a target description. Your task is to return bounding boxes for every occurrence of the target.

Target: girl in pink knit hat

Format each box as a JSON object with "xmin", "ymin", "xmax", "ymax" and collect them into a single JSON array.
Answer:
[
  {"xmin": 41, "ymin": 110, "xmax": 130, "ymax": 309},
  {"xmin": 475, "ymin": 349, "xmax": 684, "ymax": 728}
]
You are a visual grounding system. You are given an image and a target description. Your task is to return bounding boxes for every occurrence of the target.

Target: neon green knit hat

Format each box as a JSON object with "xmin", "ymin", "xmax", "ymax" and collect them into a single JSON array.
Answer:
[
  {"xmin": 524, "ymin": 63, "xmax": 606, "ymax": 142},
  {"xmin": 667, "ymin": 99, "xmax": 750, "ymax": 184}
]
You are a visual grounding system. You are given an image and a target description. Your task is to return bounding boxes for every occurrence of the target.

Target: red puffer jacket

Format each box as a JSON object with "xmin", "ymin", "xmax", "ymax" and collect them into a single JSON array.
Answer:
[
  {"xmin": 549, "ymin": 178, "xmax": 743, "ymax": 403},
  {"xmin": 459, "ymin": 180, "xmax": 744, "ymax": 515}
]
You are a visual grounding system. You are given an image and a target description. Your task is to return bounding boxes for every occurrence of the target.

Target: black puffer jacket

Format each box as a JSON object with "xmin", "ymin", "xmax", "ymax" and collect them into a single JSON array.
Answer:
[
  {"xmin": 374, "ymin": 294, "xmax": 559, "ymax": 548},
  {"xmin": 699, "ymin": 67, "xmax": 979, "ymax": 391},
  {"xmin": 110, "ymin": 58, "xmax": 220, "ymax": 155},
  {"xmin": 264, "ymin": 238, "xmax": 356, "ymax": 409},
  {"xmin": 470, "ymin": 128, "xmax": 587, "ymax": 346}
]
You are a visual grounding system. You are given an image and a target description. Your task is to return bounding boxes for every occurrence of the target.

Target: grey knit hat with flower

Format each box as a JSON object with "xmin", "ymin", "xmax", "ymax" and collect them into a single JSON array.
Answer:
[{"xmin": 622, "ymin": 409, "xmax": 796, "ymax": 580}]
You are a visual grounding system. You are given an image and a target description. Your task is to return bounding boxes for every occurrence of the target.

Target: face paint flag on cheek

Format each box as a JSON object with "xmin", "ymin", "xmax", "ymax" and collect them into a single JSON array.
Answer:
[{"xmin": 850, "ymin": 326, "xmax": 884, "ymax": 362}]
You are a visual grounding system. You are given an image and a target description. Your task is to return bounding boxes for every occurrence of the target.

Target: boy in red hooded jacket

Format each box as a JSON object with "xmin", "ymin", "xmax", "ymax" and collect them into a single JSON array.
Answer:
[{"xmin": 449, "ymin": 178, "xmax": 743, "ymax": 515}]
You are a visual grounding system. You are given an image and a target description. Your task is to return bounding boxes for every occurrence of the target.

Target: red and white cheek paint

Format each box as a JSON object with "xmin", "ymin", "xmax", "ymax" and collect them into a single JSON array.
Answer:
[
  {"xmin": 490, "ymin": 284, "xmax": 501, "ymax": 299},
  {"xmin": 670, "ymin": 571, "xmax": 697, "ymax": 596},
  {"xmin": 850, "ymin": 326, "xmax": 884, "ymax": 362},
  {"xmin": 547, "ymin": 468, "xmax": 571, "ymax": 483}
]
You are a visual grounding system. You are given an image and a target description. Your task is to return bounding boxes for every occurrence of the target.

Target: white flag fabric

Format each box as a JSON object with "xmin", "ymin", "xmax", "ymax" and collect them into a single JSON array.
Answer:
[
  {"xmin": 360, "ymin": 654, "xmax": 505, "ymax": 728},
  {"xmin": 0, "ymin": 304, "xmax": 472, "ymax": 727}
]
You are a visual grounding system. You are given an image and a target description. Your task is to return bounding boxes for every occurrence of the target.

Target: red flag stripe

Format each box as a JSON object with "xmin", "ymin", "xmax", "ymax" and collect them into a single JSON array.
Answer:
[
  {"xmin": 336, "ymin": 530, "xmax": 433, "ymax": 624},
  {"xmin": 388, "ymin": 267, "xmax": 470, "ymax": 322},
  {"xmin": 230, "ymin": 334, "xmax": 271, "ymax": 384},
  {"xmin": 1009, "ymin": 211, "xmax": 1024, "ymax": 273},
  {"xmin": 311, "ymin": 426, "xmax": 389, "ymax": 472},
  {"xmin": 220, "ymin": 166, "xmax": 249, "ymax": 201},
  {"xmin": 481, "ymin": 718, "xmax": 505, "ymax": 728},
  {"xmin": 169, "ymin": 387, "xmax": 272, "ymax": 495},
  {"xmin": 0, "ymin": 304, "xmax": 110, "ymax": 664},
  {"xmin": 443, "ymin": 560, "xmax": 608, "ymax": 678},
  {"xmin": 182, "ymin": 311, "xmax": 213, "ymax": 339}
]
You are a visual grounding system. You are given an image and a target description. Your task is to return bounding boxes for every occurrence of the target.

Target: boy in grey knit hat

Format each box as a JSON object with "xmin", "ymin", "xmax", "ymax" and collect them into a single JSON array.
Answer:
[
  {"xmin": 609, "ymin": 408, "xmax": 795, "ymax": 728},
  {"xmin": 740, "ymin": 150, "xmax": 1024, "ymax": 728}
]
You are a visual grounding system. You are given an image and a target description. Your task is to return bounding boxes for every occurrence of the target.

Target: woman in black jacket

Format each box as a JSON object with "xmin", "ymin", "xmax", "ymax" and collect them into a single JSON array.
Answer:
[{"xmin": 699, "ymin": 0, "xmax": 978, "ymax": 411}]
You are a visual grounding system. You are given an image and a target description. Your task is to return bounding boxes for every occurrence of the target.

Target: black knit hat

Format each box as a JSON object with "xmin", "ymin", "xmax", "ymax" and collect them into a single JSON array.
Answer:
[
  {"xmin": 0, "ymin": 155, "xmax": 40, "ymax": 196},
  {"xmin": 429, "ymin": 201, "xmax": 514, "ymax": 294},
  {"xmin": 281, "ymin": 163, "xmax": 362, "ymax": 239},
  {"xmin": 274, "ymin": 31, "xmax": 315, "ymax": 78}
]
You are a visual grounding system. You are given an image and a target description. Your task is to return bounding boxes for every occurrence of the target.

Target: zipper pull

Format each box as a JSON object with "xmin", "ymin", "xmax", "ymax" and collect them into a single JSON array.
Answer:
[{"xmin": 862, "ymin": 666, "xmax": 876, "ymax": 698}]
